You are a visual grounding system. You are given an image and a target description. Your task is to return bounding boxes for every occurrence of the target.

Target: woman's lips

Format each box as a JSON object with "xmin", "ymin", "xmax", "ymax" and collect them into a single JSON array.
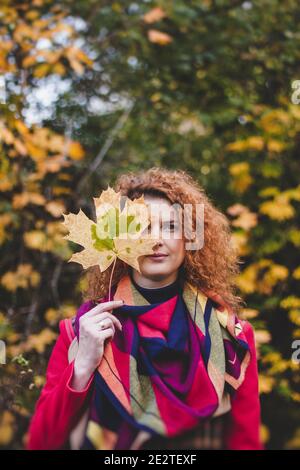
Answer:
[{"xmin": 146, "ymin": 254, "xmax": 168, "ymax": 260}]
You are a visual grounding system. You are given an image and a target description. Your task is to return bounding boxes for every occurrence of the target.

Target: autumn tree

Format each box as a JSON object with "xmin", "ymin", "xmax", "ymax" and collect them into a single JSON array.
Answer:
[{"xmin": 0, "ymin": 0, "xmax": 92, "ymax": 448}]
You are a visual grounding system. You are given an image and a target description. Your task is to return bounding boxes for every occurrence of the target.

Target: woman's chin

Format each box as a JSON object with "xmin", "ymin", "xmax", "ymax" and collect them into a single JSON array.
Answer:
[{"xmin": 139, "ymin": 266, "xmax": 171, "ymax": 279}]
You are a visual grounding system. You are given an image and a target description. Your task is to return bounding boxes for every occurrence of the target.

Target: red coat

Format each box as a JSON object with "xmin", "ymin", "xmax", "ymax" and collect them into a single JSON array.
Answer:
[{"xmin": 26, "ymin": 304, "xmax": 264, "ymax": 450}]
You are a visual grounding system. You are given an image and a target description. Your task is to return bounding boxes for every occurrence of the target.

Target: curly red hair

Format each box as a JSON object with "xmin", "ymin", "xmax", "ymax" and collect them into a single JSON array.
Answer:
[{"xmin": 80, "ymin": 167, "xmax": 245, "ymax": 314}]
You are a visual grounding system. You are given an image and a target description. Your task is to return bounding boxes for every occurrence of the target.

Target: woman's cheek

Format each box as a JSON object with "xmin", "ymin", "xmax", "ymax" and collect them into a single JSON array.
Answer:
[{"xmin": 168, "ymin": 240, "xmax": 185, "ymax": 263}]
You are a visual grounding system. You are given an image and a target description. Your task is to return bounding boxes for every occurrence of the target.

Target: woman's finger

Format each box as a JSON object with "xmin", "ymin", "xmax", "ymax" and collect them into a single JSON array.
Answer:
[
  {"xmin": 97, "ymin": 318, "xmax": 115, "ymax": 333},
  {"xmin": 83, "ymin": 300, "xmax": 124, "ymax": 318},
  {"xmin": 99, "ymin": 327, "xmax": 115, "ymax": 342},
  {"xmin": 89, "ymin": 312, "xmax": 122, "ymax": 331}
]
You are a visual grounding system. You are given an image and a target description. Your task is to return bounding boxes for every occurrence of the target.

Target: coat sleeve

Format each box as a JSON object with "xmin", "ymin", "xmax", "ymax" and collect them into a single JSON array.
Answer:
[
  {"xmin": 224, "ymin": 321, "xmax": 264, "ymax": 450},
  {"xmin": 26, "ymin": 318, "xmax": 95, "ymax": 450}
]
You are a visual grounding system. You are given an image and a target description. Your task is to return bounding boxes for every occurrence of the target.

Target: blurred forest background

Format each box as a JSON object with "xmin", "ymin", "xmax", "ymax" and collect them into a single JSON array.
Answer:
[{"xmin": 0, "ymin": 0, "xmax": 300, "ymax": 450}]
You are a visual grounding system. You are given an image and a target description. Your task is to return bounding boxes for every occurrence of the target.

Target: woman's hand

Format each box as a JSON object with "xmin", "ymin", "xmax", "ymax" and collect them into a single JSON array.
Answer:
[{"xmin": 71, "ymin": 299, "xmax": 123, "ymax": 391}]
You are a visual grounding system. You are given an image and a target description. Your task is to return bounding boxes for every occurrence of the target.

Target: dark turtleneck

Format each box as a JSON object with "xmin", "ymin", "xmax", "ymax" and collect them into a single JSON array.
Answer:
[{"xmin": 129, "ymin": 269, "xmax": 183, "ymax": 304}]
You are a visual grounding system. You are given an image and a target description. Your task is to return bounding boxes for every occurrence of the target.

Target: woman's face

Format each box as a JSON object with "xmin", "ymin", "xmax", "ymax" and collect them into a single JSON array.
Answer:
[{"xmin": 132, "ymin": 195, "xmax": 185, "ymax": 288}]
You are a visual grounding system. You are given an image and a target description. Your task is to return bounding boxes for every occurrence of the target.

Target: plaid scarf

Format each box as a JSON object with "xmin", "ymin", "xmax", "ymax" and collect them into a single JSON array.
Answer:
[{"xmin": 69, "ymin": 274, "xmax": 251, "ymax": 450}]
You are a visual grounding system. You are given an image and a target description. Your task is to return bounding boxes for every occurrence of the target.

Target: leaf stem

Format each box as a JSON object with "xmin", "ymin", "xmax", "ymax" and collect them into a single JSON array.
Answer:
[{"xmin": 108, "ymin": 257, "xmax": 117, "ymax": 301}]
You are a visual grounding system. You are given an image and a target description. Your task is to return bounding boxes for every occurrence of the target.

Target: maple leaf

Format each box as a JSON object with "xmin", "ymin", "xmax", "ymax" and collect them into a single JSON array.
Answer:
[{"xmin": 61, "ymin": 186, "xmax": 157, "ymax": 273}]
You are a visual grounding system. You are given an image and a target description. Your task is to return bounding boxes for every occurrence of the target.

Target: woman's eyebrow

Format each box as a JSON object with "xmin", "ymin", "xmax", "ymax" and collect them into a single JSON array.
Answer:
[
  {"xmin": 148, "ymin": 212, "xmax": 180, "ymax": 224},
  {"xmin": 161, "ymin": 218, "xmax": 176, "ymax": 223}
]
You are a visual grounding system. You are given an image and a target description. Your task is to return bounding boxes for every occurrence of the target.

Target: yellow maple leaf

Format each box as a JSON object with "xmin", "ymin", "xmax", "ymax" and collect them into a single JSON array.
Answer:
[{"xmin": 61, "ymin": 186, "xmax": 157, "ymax": 274}]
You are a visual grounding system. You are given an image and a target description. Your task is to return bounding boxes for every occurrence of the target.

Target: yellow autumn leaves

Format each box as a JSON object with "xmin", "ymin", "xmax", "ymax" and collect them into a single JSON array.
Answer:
[
  {"xmin": 0, "ymin": 1, "xmax": 93, "ymax": 78},
  {"xmin": 259, "ymin": 187, "xmax": 300, "ymax": 221},
  {"xmin": 236, "ymin": 259, "xmax": 289, "ymax": 295},
  {"xmin": 1, "ymin": 264, "xmax": 40, "ymax": 292},
  {"xmin": 226, "ymin": 105, "xmax": 300, "ymax": 224},
  {"xmin": 0, "ymin": 223, "xmax": 73, "ymax": 293},
  {"xmin": 142, "ymin": 7, "xmax": 173, "ymax": 46}
]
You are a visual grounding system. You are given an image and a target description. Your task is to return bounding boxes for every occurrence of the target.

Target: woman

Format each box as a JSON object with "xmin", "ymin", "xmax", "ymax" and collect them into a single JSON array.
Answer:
[{"xmin": 26, "ymin": 168, "xmax": 263, "ymax": 450}]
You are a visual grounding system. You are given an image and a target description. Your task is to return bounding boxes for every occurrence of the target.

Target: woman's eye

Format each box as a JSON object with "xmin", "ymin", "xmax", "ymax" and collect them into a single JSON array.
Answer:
[
  {"xmin": 162, "ymin": 223, "xmax": 176, "ymax": 231},
  {"xmin": 146, "ymin": 221, "xmax": 179, "ymax": 233}
]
